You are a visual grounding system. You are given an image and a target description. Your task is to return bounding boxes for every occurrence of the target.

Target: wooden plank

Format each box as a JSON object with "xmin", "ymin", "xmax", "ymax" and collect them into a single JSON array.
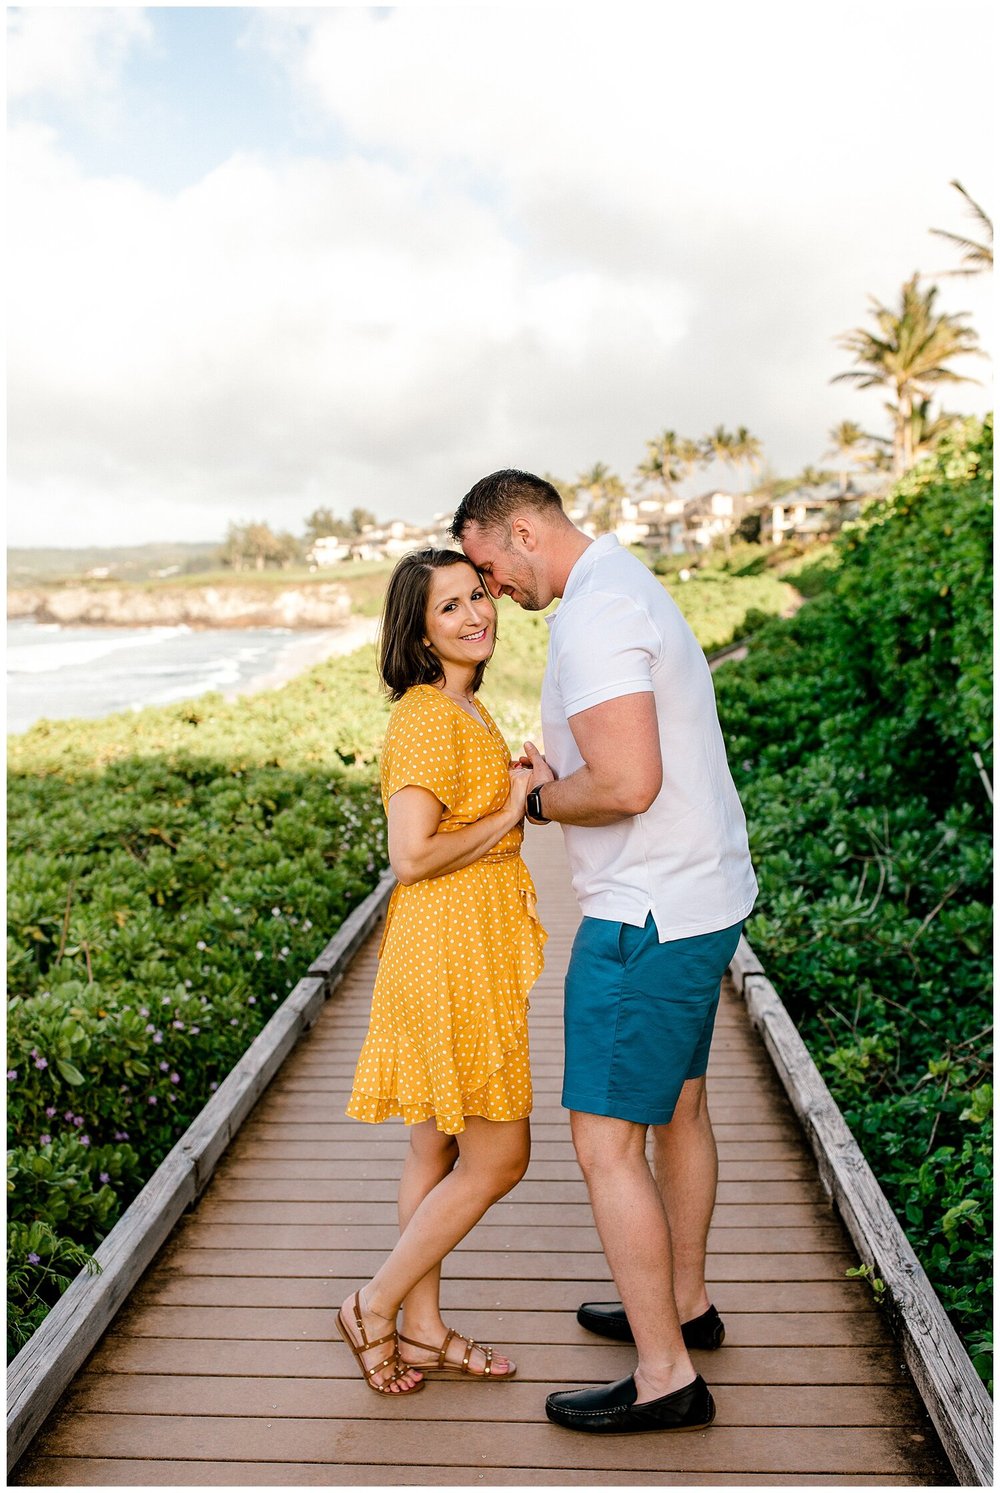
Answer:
[
  {"xmin": 15, "ymin": 1459, "xmax": 933, "ymax": 1487},
  {"xmin": 171, "ymin": 1220, "xmax": 845, "ymax": 1254},
  {"xmin": 731, "ymin": 945, "xmax": 992, "ymax": 1487},
  {"xmin": 164, "ymin": 1247, "xmax": 857, "ymax": 1280},
  {"xmin": 137, "ymin": 1275, "xmax": 872, "ymax": 1315},
  {"xmin": 114, "ymin": 1305, "xmax": 893, "ymax": 1349},
  {"xmin": 33, "ymin": 1414, "xmax": 947, "ymax": 1476},
  {"xmin": 63, "ymin": 1372, "xmax": 922, "ymax": 1424},
  {"xmin": 82, "ymin": 1337, "xmax": 908, "ymax": 1385},
  {"xmin": 203, "ymin": 1176, "xmax": 825, "ymax": 1206}
]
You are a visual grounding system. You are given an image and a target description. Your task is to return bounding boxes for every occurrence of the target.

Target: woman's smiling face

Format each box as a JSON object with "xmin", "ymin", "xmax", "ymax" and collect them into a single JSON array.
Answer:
[{"xmin": 422, "ymin": 561, "xmax": 496, "ymax": 672}]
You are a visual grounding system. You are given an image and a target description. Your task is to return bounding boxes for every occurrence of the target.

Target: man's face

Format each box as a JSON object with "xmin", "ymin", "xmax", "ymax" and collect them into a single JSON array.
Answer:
[{"xmin": 459, "ymin": 520, "xmax": 549, "ymax": 611}]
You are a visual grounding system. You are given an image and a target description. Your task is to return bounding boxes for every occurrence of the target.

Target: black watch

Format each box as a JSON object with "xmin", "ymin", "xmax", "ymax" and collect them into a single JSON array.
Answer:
[{"xmin": 526, "ymin": 786, "xmax": 550, "ymax": 824}]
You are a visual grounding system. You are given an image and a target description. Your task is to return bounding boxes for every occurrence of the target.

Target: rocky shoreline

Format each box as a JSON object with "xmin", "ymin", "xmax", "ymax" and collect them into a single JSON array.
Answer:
[{"xmin": 7, "ymin": 582, "xmax": 353, "ymax": 630}]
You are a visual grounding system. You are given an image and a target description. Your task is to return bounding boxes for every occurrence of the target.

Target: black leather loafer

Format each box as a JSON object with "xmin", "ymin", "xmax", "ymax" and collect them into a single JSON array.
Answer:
[
  {"xmin": 576, "ymin": 1301, "xmax": 725, "ymax": 1350},
  {"xmin": 545, "ymin": 1373, "xmax": 716, "ymax": 1434}
]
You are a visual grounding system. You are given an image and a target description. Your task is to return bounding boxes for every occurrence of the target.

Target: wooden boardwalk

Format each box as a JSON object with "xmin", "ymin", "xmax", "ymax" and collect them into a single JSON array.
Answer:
[{"xmin": 16, "ymin": 827, "xmax": 950, "ymax": 1486}]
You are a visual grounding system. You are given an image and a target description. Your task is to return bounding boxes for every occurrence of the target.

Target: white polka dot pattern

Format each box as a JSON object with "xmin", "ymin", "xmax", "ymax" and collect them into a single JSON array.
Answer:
[{"xmin": 346, "ymin": 685, "xmax": 547, "ymax": 1135}]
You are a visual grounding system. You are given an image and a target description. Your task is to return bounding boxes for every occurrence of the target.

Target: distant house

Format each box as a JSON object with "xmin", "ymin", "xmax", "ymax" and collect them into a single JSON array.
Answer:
[
  {"xmin": 308, "ymin": 535, "xmax": 352, "ymax": 567},
  {"xmin": 613, "ymin": 495, "xmax": 687, "ymax": 552},
  {"xmin": 762, "ymin": 480, "xmax": 872, "ymax": 544},
  {"xmin": 682, "ymin": 491, "xmax": 742, "ymax": 550}
]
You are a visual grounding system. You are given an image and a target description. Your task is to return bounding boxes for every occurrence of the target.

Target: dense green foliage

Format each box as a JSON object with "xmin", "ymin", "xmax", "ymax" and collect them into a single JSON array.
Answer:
[{"xmin": 714, "ymin": 417, "xmax": 993, "ymax": 1383}]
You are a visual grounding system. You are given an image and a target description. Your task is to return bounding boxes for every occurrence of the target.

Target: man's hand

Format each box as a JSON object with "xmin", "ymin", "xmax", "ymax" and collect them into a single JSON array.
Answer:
[{"xmin": 522, "ymin": 740, "xmax": 556, "ymax": 791}]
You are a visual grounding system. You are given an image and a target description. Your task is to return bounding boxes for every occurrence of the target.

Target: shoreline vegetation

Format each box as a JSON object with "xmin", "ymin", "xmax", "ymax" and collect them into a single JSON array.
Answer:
[{"xmin": 7, "ymin": 423, "xmax": 992, "ymax": 1391}]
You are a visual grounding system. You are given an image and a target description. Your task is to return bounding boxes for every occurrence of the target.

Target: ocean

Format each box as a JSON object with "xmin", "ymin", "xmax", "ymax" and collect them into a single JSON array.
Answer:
[{"xmin": 6, "ymin": 618, "xmax": 365, "ymax": 736}]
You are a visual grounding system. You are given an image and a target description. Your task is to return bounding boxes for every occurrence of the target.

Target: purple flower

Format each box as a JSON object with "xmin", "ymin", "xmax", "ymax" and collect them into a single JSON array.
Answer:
[
  {"xmin": 153, "ymin": 1032, "xmax": 163, "ymax": 1044},
  {"xmin": 39, "ymin": 1133, "xmax": 51, "ymax": 1145},
  {"xmin": 139, "ymin": 1007, "xmax": 149, "ymax": 1017},
  {"xmin": 170, "ymin": 1072, "xmax": 180, "ymax": 1084},
  {"xmin": 145, "ymin": 1023, "xmax": 155, "ymax": 1033},
  {"xmin": 27, "ymin": 1252, "xmax": 40, "ymax": 1265},
  {"xmin": 80, "ymin": 1135, "xmax": 90, "ymax": 1147},
  {"xmin": 64, "ymin": 1111, "xmax": 75, "ymax": 1121},
  {"xmin": 99, "ymin": 1172, "xmax": 110, "ymax": 1184},
  {"xmin": 209, "ymin": 1081, "xmax": 218, "ymax": 1091},
  {"xmin": 113, "ymin": 1130, "xmax": 129, "ymax": 1141},
  {"xmin": 159, "ymin": 1060, "xmax": 169, "ymax": 1071},
  {"xmin": 248, "ymin": 996, "xmax": 256, "ymax": 1005},
  {"xmin": 230, "ymin": 1018, "xmax": 238, "ymax": 1026},
  {"xmin": 45, "ymin": 1106, "xmax": 56, "ymax": 1117},
  {"xmin": 34, "ymin": 1056, "xmax": 48, "ymax": 1070},
  {"xmin": 172, "ymin": 1020, "xmax": 184, "ymax": 1029},
  {"xmin": 148, "ymin": 1096, "xmax": 158, "ymax": 1105},
  {"xmin": 73, "ymin": 1115, "xmax": 84, "ymax": 1127},
  {"xmin": 7, "ymin": 1070, "xmax": 17, "ymax": 1081},
  {"xmin": 190, "ymin": 1025, "xmax": 200, "ymax": 1035}
]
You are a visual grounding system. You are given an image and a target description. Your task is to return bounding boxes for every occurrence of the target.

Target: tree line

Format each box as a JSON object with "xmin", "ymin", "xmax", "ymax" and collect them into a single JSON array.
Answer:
[{"xmin": 217, "ymin": 506, "xmax": 378, "ymax": 572}]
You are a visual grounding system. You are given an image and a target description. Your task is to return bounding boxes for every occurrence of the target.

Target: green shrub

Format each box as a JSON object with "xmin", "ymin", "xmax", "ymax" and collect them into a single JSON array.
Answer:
[{"xmin": 715, "ymin": 415, "xmax": 993, "ymax": 1383}]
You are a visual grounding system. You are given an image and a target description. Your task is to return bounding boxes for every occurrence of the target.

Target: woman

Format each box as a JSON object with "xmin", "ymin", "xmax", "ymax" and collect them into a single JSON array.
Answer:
[{"xmin": 339, "ymin": 549, "xmax": 546, "ymax": 1395}]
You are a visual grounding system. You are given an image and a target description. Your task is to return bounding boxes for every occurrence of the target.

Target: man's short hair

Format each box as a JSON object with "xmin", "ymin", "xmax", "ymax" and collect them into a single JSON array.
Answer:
[{"xmin": 450, "ymin": 469, "xmax": 564, "ymax": 541}]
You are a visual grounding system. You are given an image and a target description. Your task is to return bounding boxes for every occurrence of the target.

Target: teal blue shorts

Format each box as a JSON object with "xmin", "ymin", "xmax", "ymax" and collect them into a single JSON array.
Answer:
[{"xmin": 562, "ymin": 913, "xmax": 743, "ymax": 1124}]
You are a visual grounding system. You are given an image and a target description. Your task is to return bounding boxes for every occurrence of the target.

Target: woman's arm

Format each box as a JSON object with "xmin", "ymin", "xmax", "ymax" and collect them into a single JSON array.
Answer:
[{"xmin": 387, "ymin": 766, "xmax": 531, "ymax": 885}]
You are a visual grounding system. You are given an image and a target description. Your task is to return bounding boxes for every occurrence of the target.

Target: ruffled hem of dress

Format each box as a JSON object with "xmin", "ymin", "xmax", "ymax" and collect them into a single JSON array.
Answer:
[
  {"xmin": 344, "ymin": 1045, "xmax": 531, "ymax": 1134},
  {"xmin": 346, "ymin": 1021, "xmax": 532, "ymax": 1136}
]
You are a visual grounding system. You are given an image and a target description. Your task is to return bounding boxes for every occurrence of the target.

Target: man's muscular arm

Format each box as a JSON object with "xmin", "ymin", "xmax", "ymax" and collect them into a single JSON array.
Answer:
[{"xmin": 524, "ymin": 691, "xmax": 662, "ymax": 827}]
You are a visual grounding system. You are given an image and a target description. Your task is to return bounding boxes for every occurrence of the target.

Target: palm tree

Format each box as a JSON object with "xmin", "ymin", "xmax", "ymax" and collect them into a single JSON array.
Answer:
[
  {"xmin": 826, "ymin": 420, "xmax": 870, "ymax": 493},
  {"xmin": 637, "ymin": 430, "xmax": 699, "ymax": 501},
  {"xmin": 832, "ymin": 274, "xmax": 982, "ymax": 475},
  {"xmin": 576, "ymin": 462, "xmax": 625, "ymax": 535},
  {"xmin": 930, "ymin": 180, "xmax": 993, "ymax": 276},
  {"xmin": 701, "ymin": 425, "xmax": 738, "ymax": 485},
  {"xmin": 886, "ymin": 398, "xmax": 961, "ymax": 464},
  {"xmin": 731, "ymin": 426, "xmax": 763, "ymax": 496}
]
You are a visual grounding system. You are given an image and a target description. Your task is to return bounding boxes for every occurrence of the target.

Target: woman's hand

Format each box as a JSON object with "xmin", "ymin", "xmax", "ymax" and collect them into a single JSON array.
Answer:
[{"xmin": 505, "ymin": 763, "xmax": 532, "ymax": 827}]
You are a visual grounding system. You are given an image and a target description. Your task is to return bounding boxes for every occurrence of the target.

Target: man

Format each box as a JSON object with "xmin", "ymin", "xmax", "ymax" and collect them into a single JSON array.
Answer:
[{"xmin": 451, "ymin": 469, "xmax": 757, "ymax": 1436}]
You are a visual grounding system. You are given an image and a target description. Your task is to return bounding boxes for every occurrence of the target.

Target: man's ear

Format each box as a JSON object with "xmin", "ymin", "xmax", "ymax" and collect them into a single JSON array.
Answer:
[{"xmin": 510, "ymin": 514, "xmax": 537, "ymax": 551}]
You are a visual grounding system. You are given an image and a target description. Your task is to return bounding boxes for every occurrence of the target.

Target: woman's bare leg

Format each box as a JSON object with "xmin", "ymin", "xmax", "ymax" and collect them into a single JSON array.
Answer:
[
  {"xmin": 342, "ymin": 1116, "xmax": 529, "ymax": 1379},
  {"xmin": 396, "ymin": 1121, "xmax": 458, "ymax": 1341}
]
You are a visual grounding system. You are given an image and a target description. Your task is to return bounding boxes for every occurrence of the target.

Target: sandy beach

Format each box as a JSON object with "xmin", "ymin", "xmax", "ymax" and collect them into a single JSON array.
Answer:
[{"xmin": 225, "ymin": 617, "xmax": 379, "ymax": 698}]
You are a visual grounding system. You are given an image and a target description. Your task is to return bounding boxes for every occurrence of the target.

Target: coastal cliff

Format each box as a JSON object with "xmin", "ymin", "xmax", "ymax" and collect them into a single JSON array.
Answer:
[{"xmin": 8, "ymin": 582, "xmax": 353, "ymax": 630}]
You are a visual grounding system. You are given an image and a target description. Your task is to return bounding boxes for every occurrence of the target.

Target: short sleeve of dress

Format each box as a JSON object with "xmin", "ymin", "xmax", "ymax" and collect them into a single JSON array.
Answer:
[{"xmin": 381, "ymin": 691, "xmax": 462, "ymax": 810}]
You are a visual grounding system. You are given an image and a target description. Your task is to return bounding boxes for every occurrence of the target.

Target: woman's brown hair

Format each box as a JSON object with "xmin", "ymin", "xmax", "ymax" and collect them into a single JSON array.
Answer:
[{"xmin": 378, "ymin": 549, "xmax": 497, "ymax": 702}]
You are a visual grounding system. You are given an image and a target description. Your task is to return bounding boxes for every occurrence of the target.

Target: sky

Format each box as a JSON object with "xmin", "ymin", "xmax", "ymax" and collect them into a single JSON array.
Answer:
[{"xmin": 6, "ymin": 1, "xmax": 995, "ymax": 548}]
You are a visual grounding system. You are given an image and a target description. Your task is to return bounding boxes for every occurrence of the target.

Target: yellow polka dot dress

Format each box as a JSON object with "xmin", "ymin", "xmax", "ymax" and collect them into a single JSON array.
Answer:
[{"xmin": 347, "ymin": 684, "xmax": 546, "ymax": 1135}]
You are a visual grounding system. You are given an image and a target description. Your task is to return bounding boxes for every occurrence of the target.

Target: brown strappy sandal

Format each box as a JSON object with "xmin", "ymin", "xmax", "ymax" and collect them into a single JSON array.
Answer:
[
  {"xmin": 336, "ymin": 1291, "xmax": 425, "ymax": 1395},
  {"xmin": 398, "ymin": 1326, "xmax": 517, "ymax": 1380}
]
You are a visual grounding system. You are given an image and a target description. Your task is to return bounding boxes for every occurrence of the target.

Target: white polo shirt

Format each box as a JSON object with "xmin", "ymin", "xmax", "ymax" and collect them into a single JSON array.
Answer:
[{"xmin": 541, "ymin": 535, "xmax": 758, "ymax": 942}]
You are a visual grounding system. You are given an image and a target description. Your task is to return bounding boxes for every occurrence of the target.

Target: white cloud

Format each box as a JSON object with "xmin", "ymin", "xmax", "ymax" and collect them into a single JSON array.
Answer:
[
  {"xmin": 6, "ymin": 2, "xmax": 993, "ymax": 546},
  {"xmin": 7, "ymin": 122, "xmax": 693, "ymax": 544},
  {"xmin": 7, "ymin": 7, "xmax": 152, "ymax": 112}
]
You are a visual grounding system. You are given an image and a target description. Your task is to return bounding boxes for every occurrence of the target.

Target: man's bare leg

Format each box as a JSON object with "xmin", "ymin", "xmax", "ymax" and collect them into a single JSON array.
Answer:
[
  {"xmin": 651, "ymin": 1075, "xmax": 717, "ymax": 1322},
  {"xmin": 571, "ymin": 1110, "xmax": 696, "ymax": 1403}
]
